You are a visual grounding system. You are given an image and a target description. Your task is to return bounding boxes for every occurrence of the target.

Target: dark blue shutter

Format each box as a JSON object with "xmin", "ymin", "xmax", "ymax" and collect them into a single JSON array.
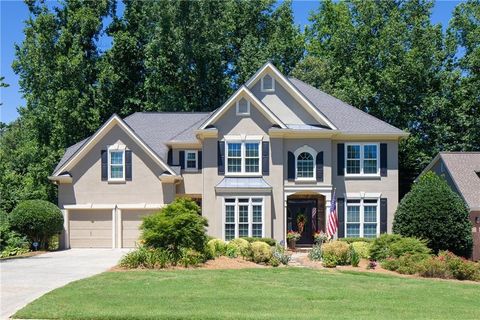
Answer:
[
  {"xmin": 218, "ymin": 141, "xmax": 225, "ymax": 175},
  {"xmin": 262, "ymin": 141, "xmax": 269, "ymax": 175},
  {"xmin": 167, "ymin": 149, "xmax": 173, "ymax": 165},
  {"xmin": 380, "ymin": 143, "xmax": 388, "ymax": 177},
  {"xmin": 198, "ymin": 151, "xmax": 202, "ymax": 170},
  {"xmin": 125, "ymin": 150, "xmax": 132, "ymax": 181},
  {"xmin": 179, "ymin": 151, "xmax": 185, "ymax": 169},
  {"xmin": 337, "ymin": 197, "xmax": 345, "ymax": 238},
  {"xmin": 101, "ymin": 150, "xmax": 108, "ymax": 181},
  {"xmin": 316, "ymin": 151, "xmax": 324, "ymax": 182},
  {"xmin": 337, "ymin": 143, "xmax": 345, "ymax": 176},
  {"xmin": 380, "ymin": 198, "xmax": 388, "ymax": 233},
  {"xmin": 287, "ymin": 151, "xmax": 295, "ymax": 180}
]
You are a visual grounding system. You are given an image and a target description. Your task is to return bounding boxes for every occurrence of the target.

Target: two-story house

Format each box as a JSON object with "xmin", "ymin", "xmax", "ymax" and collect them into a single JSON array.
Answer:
[{"xmin": 50, "ymin": 62, "xmax": 408, "ymax": 248}]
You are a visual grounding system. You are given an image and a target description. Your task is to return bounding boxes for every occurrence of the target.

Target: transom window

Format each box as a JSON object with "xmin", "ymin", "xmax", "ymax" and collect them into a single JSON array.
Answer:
[
  {"xmin": 236, "ymin": 97, "xmax": 250, "ymax": 115},
  {"xmin": 297, "ymin": 152, "xmax": 314, "ymax": 178},
  {"xmin": 185, "ymin": 150, "xmax": 198, "ymax": 171},
  {"xmin": 108, "ymin": 146, "xmax": 125, "ymax": 181},
  {"xmin": 261, "ymin": 74, "xmax": 275, "ymax": 92},
  {"xmin": 346, "ymin": 198, "xmax": 379, "ymax": 238},
  {"xmin": 226, "ymin": 141, "xmax": 261, "ymax": 175},
  {"xmin": 345, "ymin": 143, "xmax": 379, "ymax": 176},
  {"xmin": 224, "ymin": 197, "xmax": 264, "ymax": 241}
]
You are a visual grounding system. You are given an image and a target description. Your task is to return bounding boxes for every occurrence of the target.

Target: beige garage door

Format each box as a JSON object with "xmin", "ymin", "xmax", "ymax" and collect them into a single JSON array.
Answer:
[
  {"xmin": 69, "ymin": 210, "xmax": 112, "ymax": 248},
  {"xmin": 122, "ymin": 210, "xmax": 155, "ymax": 248}
]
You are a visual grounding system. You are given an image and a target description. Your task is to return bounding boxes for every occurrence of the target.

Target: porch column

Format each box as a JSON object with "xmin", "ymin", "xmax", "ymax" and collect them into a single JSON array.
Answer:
[
  {"xmin": 112, "ymin": 208, "xmax": 116, "ymax": 249},
  {"xmin": 62, "ymin": 209, "xmax": 69, "ymax": 249},
  {"xmin": 117, "ymin": 209, "xmax": 122, "ymax": 248}
]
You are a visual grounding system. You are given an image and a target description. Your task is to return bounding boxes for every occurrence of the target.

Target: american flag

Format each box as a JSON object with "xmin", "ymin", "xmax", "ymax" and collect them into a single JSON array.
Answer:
[
  {"xmin": 327, "ymin": 190, "xmax": 338, "ymax": 238},
  {"xmin": 311, "ymin": 207, "xmax": 317, "ymax": 232}
]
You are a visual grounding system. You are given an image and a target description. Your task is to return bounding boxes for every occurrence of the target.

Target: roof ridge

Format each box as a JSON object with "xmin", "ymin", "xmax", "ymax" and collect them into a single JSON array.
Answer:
[{"xmin": 288, "ymin": 77, "xmax": 405, "ymax": 133}]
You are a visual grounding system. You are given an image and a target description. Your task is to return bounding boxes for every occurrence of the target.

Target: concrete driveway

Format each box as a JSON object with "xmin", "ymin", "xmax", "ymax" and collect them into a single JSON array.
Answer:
[{"xmin": 0, "ymin": 249, "xmax": 128, "ymax": 319}]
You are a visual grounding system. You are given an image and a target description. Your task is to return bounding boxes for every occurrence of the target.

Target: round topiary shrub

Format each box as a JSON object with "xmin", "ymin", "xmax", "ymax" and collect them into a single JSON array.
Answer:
[
  {"xmin": 227, "ymin": 238, "xmax": 250, "ymax": 258},
  {"xmin": 250, "ymin": 241, "xmax": 272, "ymax": 263},
  {"xmin": 207, "ymin": 238, "xmax": 227, "ymax": 257},
  {"xmin": 393, "ymin": 172, "xmax": 473, "ymax": 257},
  {"xmin": 322, "ymin": 241, "xmax": 350, "ymax": 267},
  {"xmin": 351, "ymin": 241, "xmax": 371, "ymax": 259},
  {"xmin": 141, "ymin": 198, "xmax": 208, "ymax": 259},
  {"xmin": 9, "ymin": 200, "xmax": 63, "ymax": 249}
]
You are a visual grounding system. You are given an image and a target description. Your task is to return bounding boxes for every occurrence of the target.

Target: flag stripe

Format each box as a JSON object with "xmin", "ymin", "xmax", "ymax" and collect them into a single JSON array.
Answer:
[{"xmin": 327, "ymin": 190, "xmax": 338, "ymax": 237}]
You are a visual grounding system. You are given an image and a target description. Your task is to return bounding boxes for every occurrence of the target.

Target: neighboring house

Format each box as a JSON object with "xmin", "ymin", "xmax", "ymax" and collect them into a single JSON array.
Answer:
[
  {"xmin": 50, "ymin": 62, "xmax": 408, "ymax": 249},
  {"xmin": 418, "ymin": 152, "xmax": 480, "ymax": 261}
]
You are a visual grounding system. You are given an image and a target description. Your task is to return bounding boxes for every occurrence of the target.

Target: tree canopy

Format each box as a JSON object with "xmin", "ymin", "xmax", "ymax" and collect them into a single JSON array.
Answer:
[{"xmin": 0, "ymin": 0, "xmax": 478, "ymax": 211}]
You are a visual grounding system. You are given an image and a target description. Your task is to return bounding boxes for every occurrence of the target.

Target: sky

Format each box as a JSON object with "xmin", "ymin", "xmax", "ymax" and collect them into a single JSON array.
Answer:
[{"xmin": 0, "ymin": 0, "xmax": 463, "ymax": 124}]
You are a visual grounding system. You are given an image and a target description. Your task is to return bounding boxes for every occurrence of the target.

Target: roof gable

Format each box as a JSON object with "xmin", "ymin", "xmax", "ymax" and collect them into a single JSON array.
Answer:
[{"xmin": 53, "ymin": 115, "xmax": 176, "ymax": 176}]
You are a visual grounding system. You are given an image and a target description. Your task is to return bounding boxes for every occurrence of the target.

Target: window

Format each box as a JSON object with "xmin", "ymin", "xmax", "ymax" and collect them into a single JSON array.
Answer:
[
  {"xmin": 345, "ymin": 143, "xmax": 379, "ymax": 176},
  {"xmin": 223, "ymin": 197, "xmax": 264, "ymax": 241},
  {"xmin": 345, "ymin": 198, "xmax": 379, "ymax": 238},
  {"xmin": 261, "ymin": 74, "xmax": 275, "ymax": 92},
  {"xmin": 236, "ymin": 97, "xmax": 250, "ymax": 115},
  {"xmin": 108, "ymin": 146, "xmax": 125, "ymax": 181},
  {"xmin": 297, "ymin": 152, "xmax": 314, "ymax": 179},
  {"xmin": 185, "ymin": 150, "xmax": 198, "ymax": 171},
  {"xmin": 226, "ymin": 141, "xmax": 261, "ymax": 175}
]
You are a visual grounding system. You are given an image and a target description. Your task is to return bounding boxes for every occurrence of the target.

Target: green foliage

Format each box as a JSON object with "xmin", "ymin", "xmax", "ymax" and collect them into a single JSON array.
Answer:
[
  {"xmin": 369, "ymin": 234, "xmax": 403, "ymax": 261},
  {"xmin": 308, "ymin": 244, "xmax": 323, "ymax": 261},
  {"xmin": 119, "ymin": 247, "xmax": 171, "ymax": 269},
  {"xmin": 0, "ymin": 216, "xmax": 30, "ymax": 258},
  {"xmin": 338, "ymin": 237, "xmax": 374, "ymax": 244},
  {"xmin": 438, "ymin": 251, "xmax": 480, "ymax": 281},
  {"xmin": 250, "ymin": 241, "xmax": 272, "ymax": 264},
  {"xmin": 271, "ymin": 244, "xmax": 291, "ymax": 265},
  {"xmin": 393, "ymin": 172, "xmax": 473, "ymax": 257},
  {"xmin": 9, "ymin": 200, "xmax": 63, "ymax": 249},
  {"xmin": 321, "ymin": 241, "xmax": 350, "ymax": 267},
  {"xmin": 226, "ymin": 238, "xmax": 250, "ymax": 258},
  {"xmin": 141, "ymin": 198, "xmax": 208, "ymax": 258},
  {"xmin": 389, "ymin": 237, "xmax": 431, "ymax": 258},
  {"xmin": 381, "ymin": 254, "xmax": 430, "ymax": 275},
  {"xmin": 179, "ymin": 248, "xmax": 205, "ymax": 268},
  {"xmin": 241, "ymin": 237, "xmax": 276, "ymax": 246},
  {"xmin": 349, "ymin": 245, "xmax": 360, "ymax": 267},
  {"xmin": 207, "ymin": 238, "xmax": 227, "ymax": 257},
  {"xmin": 351, "ymin": 241, "xmax": 371, "ymax": 259}
]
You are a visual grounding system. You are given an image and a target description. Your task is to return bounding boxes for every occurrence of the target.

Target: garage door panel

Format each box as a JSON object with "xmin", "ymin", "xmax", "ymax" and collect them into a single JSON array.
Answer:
[
  {"xmin": 69, "ymin": 210, "xmax": 112, "ymax": 248},
  {"xmin": 122, "ymin": 210, "xmax": 155, "ymax": 248}
]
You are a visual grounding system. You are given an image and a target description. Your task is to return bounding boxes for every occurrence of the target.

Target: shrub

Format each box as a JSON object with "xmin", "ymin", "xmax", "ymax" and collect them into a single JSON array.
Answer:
[
  {"xmin": 389, "ymin": 237, "xmax": 431, "ymax": 258},
  {"xmin": 393, "ymin": 172, "xmax": 473, "ymax": 257},
  {"xmin": 351, "ymin": 241, "xmax": 371, "ymax": 259},
  {"xmin": 269, "ymin": 256, "xmax": 281, "ymax": 267},
  {"xmin": 179, "ymin": 248, "xmax": 204, "ymax": 267},
  {"xmin": 9, "ymin": 200, "xmax": 63, "ymax": 249},
  {"xmin": 227, "ymin": 238, "xmax": 250, "ymax": 258},
  {"xmin": 207, "ymin": 238, "xmax": 226, "ymax": 257},
  {"xmin": 0, "ymin": 217, "xmax": 30, "ymax": 258},
  {"xmin": 349, "ymin": 245, "xmax": 360, "ymax": 267},
  {"xmin": 241, "ymin": 237, "xmax": 276, "ymax": 246},
  {"xmin": 381, "ymin": 254, "xmax": 429, "ymax": 275},
  {"xmin": 369, "ymin": 234, "xmax": 403, "ymax": 261},
  {"xmin": 308, "ymin": 244, "xmax": 322, "ymax": 261},
  {"xmin": 417, "ymin": 256, "xmax": 451, "ymax": 279},
  {"xmin": 141, "ymin": 198, "xmax": 208, "ymax": 259},
  {"xmin": 322, "ymin": 241, "xmax": 350, "ymax": 267},
  {"xmin": 250, "ymin": 241, "xmax": 272, "ymax": 263},
  {"xmin": 439, "ymin": 251, "xmax": 480, "ymax": 281},
  {"xmin": 339, "ymin": 237, "xmax": 374, "ymax": 244},
  {"xmin": 272, "ymin": 245, "xmax": 291, "ymax": 265},
  {"xmin": 120, "ymin": 247, "xmax": 171, "ymax": 269}
]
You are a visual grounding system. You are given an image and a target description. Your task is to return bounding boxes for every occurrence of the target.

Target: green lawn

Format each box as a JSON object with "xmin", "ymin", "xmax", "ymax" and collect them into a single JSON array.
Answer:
[{"xmin": 15, "ymin": 268, "xmax": 479, "ymax": 320}]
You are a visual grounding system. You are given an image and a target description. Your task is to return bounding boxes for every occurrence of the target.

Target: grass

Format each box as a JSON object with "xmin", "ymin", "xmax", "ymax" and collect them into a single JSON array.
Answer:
[{"xmin": 15, "ymin": 268, "xmax": 479, "ymax": 320}]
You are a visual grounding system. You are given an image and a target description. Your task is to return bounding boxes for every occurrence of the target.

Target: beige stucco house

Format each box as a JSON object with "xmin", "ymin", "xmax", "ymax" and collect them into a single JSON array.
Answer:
[
  {"xmin": 418, "ymin": 152, "xmax": 480, "ymax": 261},
  {"xmin": 50, "ymin": 62, "xmax": 408, "ymax": 249}
]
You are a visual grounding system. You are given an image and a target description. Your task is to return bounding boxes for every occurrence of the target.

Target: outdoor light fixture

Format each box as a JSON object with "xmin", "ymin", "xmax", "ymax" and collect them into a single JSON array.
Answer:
[{"xmin": 476, "ymin": 216, "xmax": 480, "ymax": 224}]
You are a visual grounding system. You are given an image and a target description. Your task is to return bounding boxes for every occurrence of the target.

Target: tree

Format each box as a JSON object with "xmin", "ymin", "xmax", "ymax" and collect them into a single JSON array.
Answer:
[{"xmin": 393, "ymin": 172, "xmax": 473, "ymax": 257}]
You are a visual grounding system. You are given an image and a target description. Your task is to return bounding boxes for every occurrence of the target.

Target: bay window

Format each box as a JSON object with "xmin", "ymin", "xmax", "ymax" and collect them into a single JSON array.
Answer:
[{"xmin": 223, "ymin": 197, "xmax": 264, "ymax": 241}]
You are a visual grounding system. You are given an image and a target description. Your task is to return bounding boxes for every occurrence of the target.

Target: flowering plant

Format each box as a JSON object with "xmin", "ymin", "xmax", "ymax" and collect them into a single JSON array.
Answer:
[
  {"xmin": 313, "ymin": 231, "xmax": 329, "ymax": 244},
  {"xmin": 287, "ymin": 231, "xmax": 301, "ymax": 241}
]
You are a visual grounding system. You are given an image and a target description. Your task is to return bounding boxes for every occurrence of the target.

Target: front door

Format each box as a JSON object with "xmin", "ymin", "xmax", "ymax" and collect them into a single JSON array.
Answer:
[{"xmin": 287, "ymin": 199, "xmax": 317, "ymax": 245}]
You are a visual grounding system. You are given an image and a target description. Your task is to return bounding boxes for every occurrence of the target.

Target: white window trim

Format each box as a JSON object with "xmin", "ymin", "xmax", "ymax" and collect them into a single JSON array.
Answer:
[
  {"xmin": 222, "ymin": 197, "xmax": 265, "ymax": 241},
  {"xmin": 184, "ymin": 150, "xmax": 198, "ymax": 172},
  {"xmin": 260, "ymin": 74, "xmax": 275, "ymax": 92},
  {"xmin": 107, "ymin": 144, "xmax": 126, "ymax": 182},
  {"xmin": 345, "ymin": 197, "xmax": 380, "ymax": 238},
  {"xmin": 294, "ymin": 145, "xmax": 317, "ymax": 181},
  {"xmin": 345, "ymin": 143, "xmax": 380, "ymax": 177},
  {"xmin": 236, "ymin": 98, "xmax": 251, "ymax": 116},
  {"xmin": 225, "ymin": 140, "xmax": 262, "ymax": 176}
]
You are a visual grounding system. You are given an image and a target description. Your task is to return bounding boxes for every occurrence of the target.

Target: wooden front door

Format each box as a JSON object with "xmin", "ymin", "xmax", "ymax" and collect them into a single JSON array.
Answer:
[{"xmin": 287, "ymin": 199, "xmax": 317, "ymax": 245}]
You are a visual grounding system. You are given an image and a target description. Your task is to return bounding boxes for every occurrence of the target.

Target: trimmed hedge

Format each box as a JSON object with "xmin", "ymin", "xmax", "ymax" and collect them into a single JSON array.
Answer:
[
  {"xmin": 241, "ymin": 237, "xmax": 276, "ymax": 246},
  {"xmin": 9, "ymin": 200, "xmax": 63, "ymax": 249},
  {"xmin": 339, "ymin": 237, "xmax": 374, "ymax": 244},
  {"xmin": 370, "ymin": 234, "xmax": 430, "ymax": 261},
  {"xmin": 393, "ymin": 172, "xmax": 473, "ymax": 257}
]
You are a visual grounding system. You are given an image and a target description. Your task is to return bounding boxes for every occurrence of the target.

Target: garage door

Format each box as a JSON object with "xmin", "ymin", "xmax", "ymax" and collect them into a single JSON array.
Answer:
[
  {"xmin": 122, "ymin": 210, "xmax": 155, "ymax": 248},
  {"xmin": 69, "ymin": 210, "xmax": 112, "ymax": 248}
]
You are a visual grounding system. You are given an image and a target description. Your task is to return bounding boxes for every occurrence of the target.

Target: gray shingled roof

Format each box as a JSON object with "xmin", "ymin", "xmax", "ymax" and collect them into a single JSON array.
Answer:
[
  {"xmin": 440, "ymin": 152, "xmax": 480, "ymax": 210},
  {"xmin": 54, "ymin": 112, "xmax": 211, "ymax": 174},
  {"xmin": 288, "ymin": 77, "xmax": 406, "ymax": 134}
]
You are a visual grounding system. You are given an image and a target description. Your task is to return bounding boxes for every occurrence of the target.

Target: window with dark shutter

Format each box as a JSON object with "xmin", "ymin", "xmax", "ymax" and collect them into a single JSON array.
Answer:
[
  {"xmin": 287, "ymin": 151, "xmax": 295, "ymax": 180},
  {"xmin": 179, "ymin": 151, "xmax": 185, "ymax": 169},
  {"xmin": 380, "ymin": 143, "xmax": 388, "ymax": 177},
  {"xmin": 198, "ymin": 151, "xmax": 203, "ymax": 170},
  {"xmin": 218, "ymin": 141, "xmax": 225, "ymax": 175},
  {"xmin": 380, "ymin": 198, "xmax": 388, "ymax": 233},
  {"xmin": 262, "ymin": 141, "xmax": 269, "ymax": 175},
  {"xmin": 101, "ymin": 150, "xmax": 108, "ymax": 181},
  {"xmin": 316, "ymin": 151, "xmax": 324, "ymax": 182},
  {"xmin": 125, "ymin": 150, "xmax": 132, "ymax": 181},
  {"xmin": 337, "ymin": 198, "xmax": 345, "ymax": 238},
  {"xmin": 337, "ymin": 143, "xmax": 345, "ymax": 176}
]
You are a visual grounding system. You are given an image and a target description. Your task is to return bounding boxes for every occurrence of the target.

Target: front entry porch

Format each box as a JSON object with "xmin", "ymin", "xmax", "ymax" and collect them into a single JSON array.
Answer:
[{"xmin": 287, "ymin": 193, "xmax": 326, "ymax": 247}]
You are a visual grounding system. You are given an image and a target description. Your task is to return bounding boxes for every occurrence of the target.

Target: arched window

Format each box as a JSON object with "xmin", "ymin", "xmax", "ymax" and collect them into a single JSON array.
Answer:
[{"xmin": 296, "ymin": 152, "xmax": 314, "ymax": 178}]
